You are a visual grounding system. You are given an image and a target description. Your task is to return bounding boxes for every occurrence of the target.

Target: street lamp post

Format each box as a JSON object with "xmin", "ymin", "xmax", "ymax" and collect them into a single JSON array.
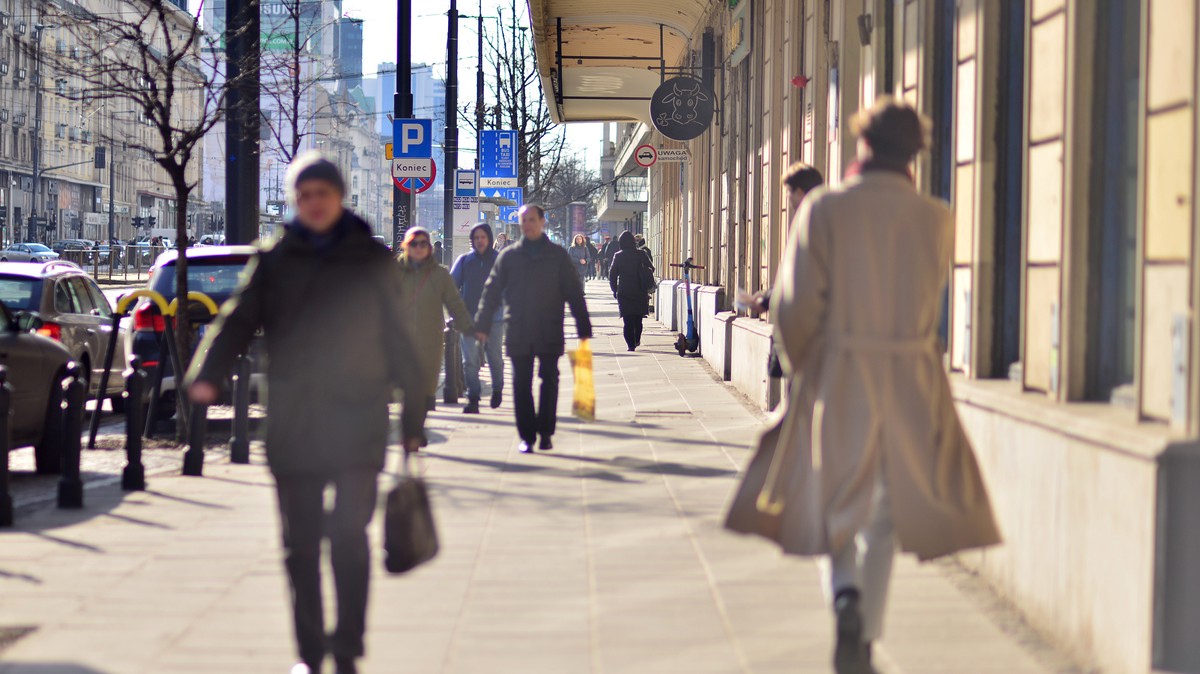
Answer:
[{"xmin": 30, "ymin": 23, "xmax": 56, "ymax": 243}]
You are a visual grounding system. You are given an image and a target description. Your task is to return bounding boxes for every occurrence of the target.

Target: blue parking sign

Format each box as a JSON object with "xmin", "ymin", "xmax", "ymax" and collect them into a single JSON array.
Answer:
[{"xmin": 393, "ymin": 119, "xmax": 433, "ymax": 159}]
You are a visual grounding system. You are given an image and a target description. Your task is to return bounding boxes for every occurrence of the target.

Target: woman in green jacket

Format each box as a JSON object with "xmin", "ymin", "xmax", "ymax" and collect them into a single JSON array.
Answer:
[{"xmin": 396, "ymin": 227, "xmax": 476, "ymax": 411}]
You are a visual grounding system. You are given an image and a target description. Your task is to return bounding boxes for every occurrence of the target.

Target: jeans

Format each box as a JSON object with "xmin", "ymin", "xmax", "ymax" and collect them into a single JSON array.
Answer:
[
  {"xmin": 622, "ymin": 315, "xmax": 644, "ymax": 350},
  {"xmin": 275, "ymin": 470, "xmax": 379, "ymax": 666},
  {"xmin": 461, "ymin": 322, "xmax": 505, "ymax": 400},
  {"xmin": 510, "ymin": 354, "xmax": 559, "ymax": 443}
]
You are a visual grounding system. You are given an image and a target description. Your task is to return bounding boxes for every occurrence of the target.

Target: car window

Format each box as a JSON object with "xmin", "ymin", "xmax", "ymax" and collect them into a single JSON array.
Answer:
[
  {"xmin": 0, "ymin": 277, "xmax": 42, "ymax": 312},
  {"xmin": 83, "ymin": 279, "xmax": 113, "ymax": 318},
  {"xmin": 54, "ymin": 281, "xmax": 73, "ymax": 313},
  {"xmin": 28, "ymin": 244, "xmax": 51, "ymax": 253},
  {"xmin": 65, "ymin": 277, "xmax": 97, "ymax": 314},
  {"xmin": 17, "ymin": 245, "xmax": 28, "ymax": 253},
  {"xmin": 151, "ymin": 256, "xmax": 252, "ymax": 302}
]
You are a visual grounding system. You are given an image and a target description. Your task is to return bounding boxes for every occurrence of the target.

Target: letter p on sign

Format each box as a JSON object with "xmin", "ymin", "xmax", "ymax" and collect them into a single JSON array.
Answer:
[{"xmin": 392, "ymin": 119, "xmax": 433, "ymax": 159}]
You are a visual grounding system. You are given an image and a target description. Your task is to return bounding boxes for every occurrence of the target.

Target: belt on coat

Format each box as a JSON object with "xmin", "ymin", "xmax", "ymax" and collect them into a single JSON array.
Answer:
[{"xmin": 756, "ymin": 332, "xmax": 938, "ymax": 516}]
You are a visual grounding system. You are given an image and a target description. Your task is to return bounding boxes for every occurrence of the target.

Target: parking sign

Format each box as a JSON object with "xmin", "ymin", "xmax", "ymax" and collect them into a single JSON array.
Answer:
[{"xmin": 393, "ymin": 119, "xmax": 433, "ymax": 159}]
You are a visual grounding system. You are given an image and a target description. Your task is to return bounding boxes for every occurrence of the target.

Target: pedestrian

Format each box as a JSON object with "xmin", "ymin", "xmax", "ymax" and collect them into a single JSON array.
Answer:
[
  {"xmin": 396, "ymin": 227, "xmax": 476, "ymax": 413},
  {"xmin": 432, "ymin": 240, "xmax": 444, "ymax": 265},
  {"xmin": 569, "ymin": 234, "xmax": 591, "ymax": 285},
  {"xmin": 599, "ymin": 235, "xmax": 615, "ymax": 279},
  {"xmin": 634, "ymin": 233, "xmax": 653, "ymax": 269},
  {"xmin": 185, "ymin": 152, "xmax": 429, "ymax": 674},
  {"xmin": 450, "ymin": 223, "xmax": 505, "ymax": 413},
  {"xmin": 587, "ymin": 238, "xmax": 600, "ymax": 280},
  {"xmin": 742, "ymin": 163, "xmax": 825, "ymax": 379},
  {"xmin": 724, "ymin": 98, "xmax": 1001, "ymax": 674},
  {"xmin": 608, "ymin": 230, "xmax": 655, "ymax": 351},
  {"xmin": 494, "ymin": 231, "xmax": 511, "ymax": 251},
  {"xmin": 474, "ymin": 205, "xmax": 592, "ymax": 454}
]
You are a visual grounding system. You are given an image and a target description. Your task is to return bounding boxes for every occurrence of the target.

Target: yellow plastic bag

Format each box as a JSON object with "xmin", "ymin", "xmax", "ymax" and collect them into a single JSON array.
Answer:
[{"xmin": 569, "ymin": 339, "xmax": 596, "ymax": 422}]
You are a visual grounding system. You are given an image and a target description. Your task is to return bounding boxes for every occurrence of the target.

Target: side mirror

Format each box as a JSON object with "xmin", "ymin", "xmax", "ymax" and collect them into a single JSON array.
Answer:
[{"xmin": 15, "ymin": 311, "xmax": 43, "ymax": 333}]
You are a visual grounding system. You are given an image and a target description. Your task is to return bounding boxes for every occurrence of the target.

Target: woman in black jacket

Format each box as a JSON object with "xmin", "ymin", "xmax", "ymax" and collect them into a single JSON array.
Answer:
[{"xmin": 608, "ymin": 230, "xmax": 654, "ymax": 351}]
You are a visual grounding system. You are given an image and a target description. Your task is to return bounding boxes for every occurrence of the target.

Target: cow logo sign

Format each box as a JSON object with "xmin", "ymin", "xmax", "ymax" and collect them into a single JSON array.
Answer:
[{"xmin": 649, "ymin": 76, "xmax": 715, "ymax": 141}]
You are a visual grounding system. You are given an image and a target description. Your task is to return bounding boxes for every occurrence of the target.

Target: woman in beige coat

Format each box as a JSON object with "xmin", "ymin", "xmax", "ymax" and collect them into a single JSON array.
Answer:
[{"xmin": 726, "ymin": 99, "xmax": 1001, "ymax": 674}]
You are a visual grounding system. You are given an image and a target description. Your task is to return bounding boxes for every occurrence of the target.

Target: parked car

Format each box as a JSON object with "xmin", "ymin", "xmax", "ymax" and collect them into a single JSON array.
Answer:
[
  {"xmin": 0, "ymin": 261, "xmax": 129, "ymax": 406},
  {"xmin": 0, "ymin": 298, "xmax": 71, "ymax": 473},
  {"xmin": 127, "ymin": 245, "xmax": 261, "ymax": 418},
  {"xmin": 0, "ymin": 243, "xmax": 60, "ymax": 263}
]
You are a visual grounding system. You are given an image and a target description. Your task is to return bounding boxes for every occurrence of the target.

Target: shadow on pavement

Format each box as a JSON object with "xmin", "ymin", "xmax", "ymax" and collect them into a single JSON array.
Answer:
[
  {"xmin": 423, "ymin": 451, "xmax": 632, "ymax": 483},
  {"xmin": 541, "ymin": 453, "xmax": 737, "ymax": 478}
]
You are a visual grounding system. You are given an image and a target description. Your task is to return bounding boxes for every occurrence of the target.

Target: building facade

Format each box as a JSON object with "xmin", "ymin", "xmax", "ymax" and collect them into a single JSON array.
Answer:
[{"xmin": 532, "ymin": 1, "xmax": 1200, "ymax": 673}]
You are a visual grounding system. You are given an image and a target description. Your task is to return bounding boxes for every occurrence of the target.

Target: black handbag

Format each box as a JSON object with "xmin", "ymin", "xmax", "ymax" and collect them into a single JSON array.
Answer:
[{"xmin": 383, "ymin": 450, "xmax": 439, "ymax": 574}]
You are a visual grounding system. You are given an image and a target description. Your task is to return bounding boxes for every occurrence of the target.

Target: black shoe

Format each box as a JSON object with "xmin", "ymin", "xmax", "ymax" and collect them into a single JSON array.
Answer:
[
  {"xmin": 538, "ymin": 435, "xmax": 554, "ymax": 451},
  {"xmin": 519, "ymin": 440, "xmax": 535, "ymax": 454},
  {"xmin": 426, "ymin": 396, "xmax": 437, "ymax": 412},
  {"xmin": 627, "ymin": 345, "xmax": 636, "ymax": 352},
  {"xmin": 833, "ymin": 588, "xmax": 873, "ymax": 674},
  {"xmin": 490, "ymin": 391, "xmax": 502, "ymax": 409},
  {"xmin": 334, "ymin": 657, "xmax": 359, "ymax": 674},
  {"xmin": 463, "ymin": 398, "xmax": 480, "ymax": 414}
]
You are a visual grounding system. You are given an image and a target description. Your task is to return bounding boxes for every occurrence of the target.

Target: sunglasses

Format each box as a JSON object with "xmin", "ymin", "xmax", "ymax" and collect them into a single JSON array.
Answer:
[{"xmin": 409, "ymin": 240, "xmax": 431, "ymax": 249}]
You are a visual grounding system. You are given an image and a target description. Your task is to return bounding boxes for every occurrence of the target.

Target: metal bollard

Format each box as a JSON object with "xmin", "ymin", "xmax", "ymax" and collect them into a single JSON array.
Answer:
[
  {"xmin": 182, "ymin": 403, "xmax": 207, "ymax": 477},
  {"xmin": 443, "ymin": 324, "xmax": 464, "ymax": 404},
  {"xmin": 57, "ymin": 362, "xmax": 86, "ymax": 509},
  {"xmin": 230, "ymin": 355, "xmax": 251, "ymax": 465},
  {"xmin": 121, "ymin": 356, "xmax": 147, "ymax": 491},
  {"xmin": 0, "ymin": 367, "xmax": 13, "ymax": 527}
]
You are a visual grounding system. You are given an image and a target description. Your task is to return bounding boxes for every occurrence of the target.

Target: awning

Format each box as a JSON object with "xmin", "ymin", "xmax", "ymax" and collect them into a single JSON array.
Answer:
[{"xmin": 526, "ymin": 0, "xmax": 709, "ymax": 124}]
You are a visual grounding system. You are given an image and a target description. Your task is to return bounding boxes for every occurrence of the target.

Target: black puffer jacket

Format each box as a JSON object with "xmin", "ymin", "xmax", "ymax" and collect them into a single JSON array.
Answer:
[
  {"xmin": 475, "ymin": 234, "xmax": 593, "ymax": 357},
  {"xmin": 609, "ymin": 231, "xmax": 653, "ymax": 318},
  {"xmin": 186, "ymin": 212, "xmax": 428, "ymax": 475}
]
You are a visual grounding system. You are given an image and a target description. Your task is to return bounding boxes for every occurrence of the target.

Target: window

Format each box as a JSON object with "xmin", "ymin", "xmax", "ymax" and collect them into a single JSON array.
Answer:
[
  {"xmin": 65, "ymin": 277, "xmax": 97, "ymax": 315},
  {"xmin": 84, "ymin": 280, "xmax": 113, "ymax": 319},
  {"xmin": 1085, "ymin": 0, "xmax": 1140, "ymax": 403},
  {"xmin": 991, "ymin": 0, "xmax": 1025, "ymax": 379},
  {"xmin": 53, "ymin": 280, "xmax": 72, "ymax": 313},
  {"xmin": 0, "ymin": 276, "xmax": 41, "ymax": 312}
]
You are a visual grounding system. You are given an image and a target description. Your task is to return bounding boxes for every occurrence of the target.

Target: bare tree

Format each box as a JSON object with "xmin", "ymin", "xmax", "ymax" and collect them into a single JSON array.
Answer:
[
  {"xmin": 464, "ymin": 0, "xmax": 571, "ymax": 207},
  {"xmin": 57, "ymin": 0, "xmax": 253, "ymax": 434}
]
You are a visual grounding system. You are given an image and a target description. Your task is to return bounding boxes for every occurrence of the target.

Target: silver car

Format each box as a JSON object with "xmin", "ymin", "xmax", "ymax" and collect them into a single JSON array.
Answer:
[{"xmin": 0, "ymin": 243, "xmax": 60, "ymax": 263}]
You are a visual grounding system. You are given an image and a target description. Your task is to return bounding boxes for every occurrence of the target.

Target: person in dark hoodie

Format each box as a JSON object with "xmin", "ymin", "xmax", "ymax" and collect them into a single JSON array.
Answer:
[
  {"xmin": 450, "ymin": 223, "xmax": 505, "ymax": 413},
  {"xmin": 186, "ymin": 152, "xmax": 427, "ymax": 674},
  {"xmin": 609, "ymin": 230, "xmax": 655, "ymax": 351}
]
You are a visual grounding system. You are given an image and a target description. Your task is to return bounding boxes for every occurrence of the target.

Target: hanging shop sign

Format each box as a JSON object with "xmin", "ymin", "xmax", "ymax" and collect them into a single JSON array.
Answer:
[{"xmin": 649, "ymin": 76, "xmax": 716, "ymax": 142}]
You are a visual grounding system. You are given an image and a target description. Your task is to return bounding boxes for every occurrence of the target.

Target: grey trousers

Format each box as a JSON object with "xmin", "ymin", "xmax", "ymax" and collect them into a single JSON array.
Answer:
[
  {"xmin": 819, "ymin": 465, "xmax": 896, "ymax": 642},
  {"xmin": 275, "ymin": 470, "xmax": 379, "ymax": 665}
]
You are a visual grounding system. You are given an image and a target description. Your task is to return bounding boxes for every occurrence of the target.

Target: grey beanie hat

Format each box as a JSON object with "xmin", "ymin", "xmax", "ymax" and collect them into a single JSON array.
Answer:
[{"xmin": 285, "ymin": 151, "xmax": 346, "ymax": 202}]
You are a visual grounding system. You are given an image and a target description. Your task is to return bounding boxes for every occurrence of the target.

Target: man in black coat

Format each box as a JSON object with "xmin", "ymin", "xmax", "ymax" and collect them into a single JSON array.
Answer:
[
  {"xmin": 609, "ymin": 230, "xmax": 654, "ymax": 351},
  {"xmin": 599, "ymin": 235, "xmax": 615, "ymax": 279},
  {"xmin": 186, "ymin": 154, "xmax": 427, "ymax": 674},
  {"xmin": 475, "ymin": 205, "xmax": 592, "ymax": 453}
]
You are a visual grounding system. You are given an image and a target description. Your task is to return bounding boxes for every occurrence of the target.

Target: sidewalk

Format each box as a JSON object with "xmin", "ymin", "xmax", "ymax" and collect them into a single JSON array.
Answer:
[{"xmin": 0, "ymin": 284, "xmax": 1059, "ymax": 674}]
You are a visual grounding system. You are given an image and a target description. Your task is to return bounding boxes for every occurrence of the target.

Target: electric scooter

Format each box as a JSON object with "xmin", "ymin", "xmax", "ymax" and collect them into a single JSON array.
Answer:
[{"xmin": 670, "ymin": 257, "xmax": 705, "ymax": 356}]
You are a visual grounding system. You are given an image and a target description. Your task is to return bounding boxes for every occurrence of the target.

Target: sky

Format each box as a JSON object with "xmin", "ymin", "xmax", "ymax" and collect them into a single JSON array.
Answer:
[{"xmin": 340, "ymin": 0, "xmax": 604, "ymax": 170}]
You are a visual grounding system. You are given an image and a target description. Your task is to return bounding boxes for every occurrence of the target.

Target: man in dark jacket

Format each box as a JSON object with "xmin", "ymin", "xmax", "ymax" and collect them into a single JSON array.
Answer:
[
  {"xmin": 186, "ymin": 153, "xmax": 427, "ymax": 674},
  {"xmin": 475, "ymin": 205, "xmax": 592, "ymax": 453},
  {"xmin": 450, "ymin": 222, "xmax": 505, "ymax": 413}
]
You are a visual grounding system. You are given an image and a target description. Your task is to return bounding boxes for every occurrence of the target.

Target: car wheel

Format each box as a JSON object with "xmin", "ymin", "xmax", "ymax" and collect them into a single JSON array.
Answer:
[{"xmin": 34, "ymin": 369, "xmax": 66, "ymax": 474}]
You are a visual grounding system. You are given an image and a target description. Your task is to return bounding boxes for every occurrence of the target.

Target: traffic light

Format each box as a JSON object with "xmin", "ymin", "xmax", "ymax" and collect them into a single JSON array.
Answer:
[
  {"xmin": 147, "ymin": 216, "xmax": 157, "ymax": 228},
  {"xmin": 132, "ymin": 216, "xmax": 144, "ymax": 229}
]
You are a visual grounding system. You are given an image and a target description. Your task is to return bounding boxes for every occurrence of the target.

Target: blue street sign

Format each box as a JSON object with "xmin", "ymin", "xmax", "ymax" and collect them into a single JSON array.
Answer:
[
  {"xmin": 455, "ymin": 170, "xmax": 477, "ymax": 197},
  {"xmin": 480, "ymin": 130, "xmax": 518, "ymax": 179},
  {"xmin": 480, "ymin": 186, "xmax": 523, "ymax": 223},
  {"xmin": 393, "ymin": 119, "xmax": 433, "ymax": 159}
]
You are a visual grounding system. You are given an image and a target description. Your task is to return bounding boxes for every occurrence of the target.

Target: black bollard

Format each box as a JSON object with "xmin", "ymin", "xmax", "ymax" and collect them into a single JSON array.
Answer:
[
  {"xmin": 0, "ymin": 367, "xmax": 13, "ymax": 527},
  {"xmin": 182, "ymin": 402, "xmax": 207, "ymax": 477},
  {"xmin": 443, "ymin": 323, "xmax": 463, "ymax": 404},
  {"xmin": 230, "ymin": 355, "xmax": 251, "ymax": 465},
  {"xmin": 121, "ymin": 356, "xmax": 147, "ymax": 491},
  {"xmin": 57, "ymin": 362, "xmax": 86, "ymax": 509}
]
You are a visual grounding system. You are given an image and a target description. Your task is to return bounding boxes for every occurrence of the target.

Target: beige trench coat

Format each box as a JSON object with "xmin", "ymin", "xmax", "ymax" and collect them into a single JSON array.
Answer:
[{"xmin": 725, "ymin": 171, "xmax": 1001, "ymax": 561}]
